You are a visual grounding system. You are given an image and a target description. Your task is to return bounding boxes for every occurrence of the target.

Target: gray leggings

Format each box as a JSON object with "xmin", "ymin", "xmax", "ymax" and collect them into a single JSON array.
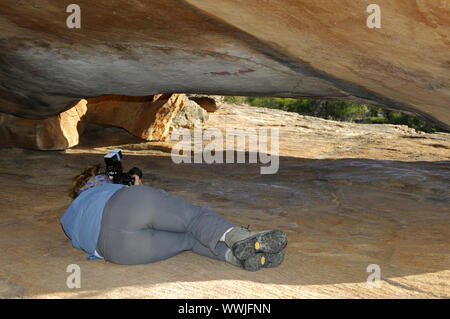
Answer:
[{"xmin": 96, "ymin": 185, "xmax": 234, "ymax": 265}]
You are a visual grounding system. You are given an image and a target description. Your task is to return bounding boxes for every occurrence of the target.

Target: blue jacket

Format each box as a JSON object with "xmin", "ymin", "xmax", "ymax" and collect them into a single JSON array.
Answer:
[{"xmin": 60, "ymin": 183, "xmax": 125, "ymax": 260}]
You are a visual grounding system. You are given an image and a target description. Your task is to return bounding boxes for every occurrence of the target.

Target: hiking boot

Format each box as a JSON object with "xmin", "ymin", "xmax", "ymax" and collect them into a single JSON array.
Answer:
[
  {"xmin": 224, "ymin": 226, "xmax": 288, "ymax": 261},
  {"xmin": 242, "ymin": 249, "xmax": 286, "ymax": 272},
  {"xmin": 225, "ymin": 249, "xmax": 243, "ymax": 268}
]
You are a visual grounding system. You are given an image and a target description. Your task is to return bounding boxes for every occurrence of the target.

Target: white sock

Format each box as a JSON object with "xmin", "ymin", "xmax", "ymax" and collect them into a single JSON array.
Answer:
[
  {"xmin": 225, "ymin": 248, "xmax": 232, "ymax": 262},
  {"xmin": 220, "ymin": 227, "xmax": 234, "ymax": 242}
]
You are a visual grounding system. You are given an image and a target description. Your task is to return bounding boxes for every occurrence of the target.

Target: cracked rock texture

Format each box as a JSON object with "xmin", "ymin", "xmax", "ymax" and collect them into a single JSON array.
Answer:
[
  {"xmin": 170, "ymin": 99, "xmax": 209, "ymax": 129},
  {"xmin": 0, "ymin": 0, "xmax": 449, "ymax": 129},
  {"xmin": 0, "ymin": 103, "xmax": 448, "ymax": 298}
]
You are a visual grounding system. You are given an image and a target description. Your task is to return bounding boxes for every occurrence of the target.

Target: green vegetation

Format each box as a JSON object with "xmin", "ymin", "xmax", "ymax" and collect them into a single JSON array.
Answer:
[{"xmin": 223, "ymin": 96, "xmax": 445, "ymax": 133}]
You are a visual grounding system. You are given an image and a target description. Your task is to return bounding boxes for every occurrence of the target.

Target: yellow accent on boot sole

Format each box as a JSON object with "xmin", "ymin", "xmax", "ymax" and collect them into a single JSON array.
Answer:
[
  {"xmin": 255, "ymin": 242, "xmax": 260, "ymax": 250},
  {"xmin": 261, "ymin": 256, "xmax": 266, "ymax": 265}
]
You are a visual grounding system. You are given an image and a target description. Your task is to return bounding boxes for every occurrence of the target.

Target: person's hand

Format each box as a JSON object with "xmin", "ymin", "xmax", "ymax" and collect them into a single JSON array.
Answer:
[{"xmin": 132, "ymin": 174, "xmax": 143, "ymax": 185}]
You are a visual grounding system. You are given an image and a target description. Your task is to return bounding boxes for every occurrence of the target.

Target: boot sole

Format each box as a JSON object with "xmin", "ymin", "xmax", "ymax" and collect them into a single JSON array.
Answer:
[
  {"xmin": 232, "ymin": 229, "xmax": 287, "ymax": 261},
  {"xmin": 243, "ymin": 249, "xmax": 286, "ymax": 272}
]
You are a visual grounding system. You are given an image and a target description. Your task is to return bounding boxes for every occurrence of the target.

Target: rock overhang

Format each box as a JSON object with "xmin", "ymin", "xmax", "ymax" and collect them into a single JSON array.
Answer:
[{"xmin": 0, "ymin": 0, "xmax": 448, "ymax": 129}]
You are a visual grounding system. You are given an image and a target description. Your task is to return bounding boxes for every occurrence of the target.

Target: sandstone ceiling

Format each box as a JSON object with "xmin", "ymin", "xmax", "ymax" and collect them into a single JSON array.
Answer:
[{"xmin": 0, "ymin": 0, "xmax": 449, "ymax": 129}]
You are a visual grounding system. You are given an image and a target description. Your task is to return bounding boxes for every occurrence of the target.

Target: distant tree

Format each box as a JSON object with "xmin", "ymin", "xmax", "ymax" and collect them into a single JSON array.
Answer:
[{"xmin": 223, "ymin": 96, "xmax": 445, "ymax": 133}]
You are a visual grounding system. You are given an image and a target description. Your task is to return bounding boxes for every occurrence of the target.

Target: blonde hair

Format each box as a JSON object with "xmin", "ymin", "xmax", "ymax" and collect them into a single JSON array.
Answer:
[{"xmin": 69, "ymin": 164, "xmax": 102, "ymax": 199}]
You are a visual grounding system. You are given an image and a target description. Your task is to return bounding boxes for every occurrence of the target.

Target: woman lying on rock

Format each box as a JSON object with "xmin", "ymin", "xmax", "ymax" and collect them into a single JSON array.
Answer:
[{"xmin": 60, "ymin": 165, "xmax": 287, "ymax": 271}]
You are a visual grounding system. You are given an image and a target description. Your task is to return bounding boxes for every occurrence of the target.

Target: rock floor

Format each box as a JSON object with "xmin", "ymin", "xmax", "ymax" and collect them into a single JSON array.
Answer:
[{"xmin": 0, "ymin": 103, "xmax": 449, "ymax": 298}]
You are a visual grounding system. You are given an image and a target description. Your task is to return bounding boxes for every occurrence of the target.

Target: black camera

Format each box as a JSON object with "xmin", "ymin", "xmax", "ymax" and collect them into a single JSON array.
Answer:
[{"xmin": 104, "ymin": 149, "xmax": 136, "ymax": 186}]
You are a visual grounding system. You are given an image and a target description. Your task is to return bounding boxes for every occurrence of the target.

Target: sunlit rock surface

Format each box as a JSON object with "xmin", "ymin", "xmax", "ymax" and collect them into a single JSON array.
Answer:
[
  {"xmin": 85, "ymin": 93, "xmax": 186, "ymax": 141},
  {"xmin": 0, "ymin": 0, "xmax": 448, "ymax": 128},
  {"xmin": 0, "ymin": 94, "xmax": 191, "ymax": 150},
  {"xmin": 170, "ymin": 99, "xmax": 209, "ymax": 129},
  {"xmin": 0, "ymin": 100, "xmax": 87, "ymax": 150},
  {"xmin": 0, "ymin": 103, "xmax": 448, "ymax": 298}
]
